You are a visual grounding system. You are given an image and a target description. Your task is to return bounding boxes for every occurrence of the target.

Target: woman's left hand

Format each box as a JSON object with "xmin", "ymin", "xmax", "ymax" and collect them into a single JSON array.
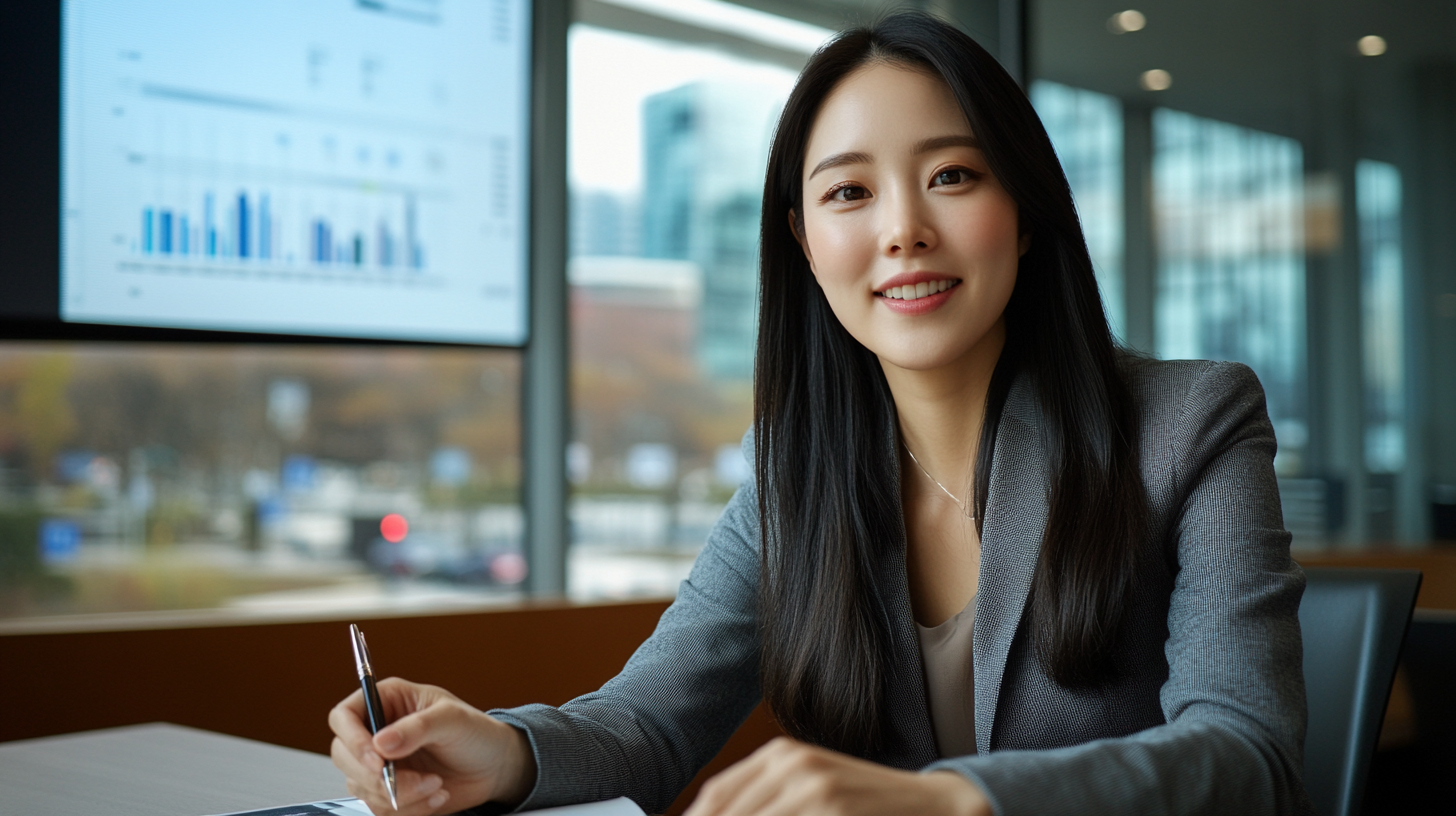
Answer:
[{"xmin": 684, "ymin": 737, "xmax": 992, "ymax": 816}]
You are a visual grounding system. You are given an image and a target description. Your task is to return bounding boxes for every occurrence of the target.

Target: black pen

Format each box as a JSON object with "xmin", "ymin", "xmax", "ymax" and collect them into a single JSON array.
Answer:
[{"xmin": 350, "ymin": 623, "xmax": 399, "ymax": 810}]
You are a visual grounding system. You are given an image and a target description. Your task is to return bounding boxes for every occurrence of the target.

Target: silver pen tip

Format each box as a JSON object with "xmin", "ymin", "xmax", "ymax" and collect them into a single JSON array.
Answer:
[
  {"xmin": 384, "ymin": 762, "xmax": 398, "ymax": 810},
  {"xmin": 350, "ymin": 624, "xmax": 372, "ymax": 677}
]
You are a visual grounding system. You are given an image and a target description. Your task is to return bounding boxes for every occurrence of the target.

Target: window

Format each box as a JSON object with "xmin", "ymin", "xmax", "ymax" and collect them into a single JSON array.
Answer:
[
  {"xmin": 1153, "ymin": 109, "xmax": 1309, "ymax": 474},
  {"xmin": 1030, "ymin": 80, "xmax": 1125, "ymax": 340},
  {"xmin": 566, "ymin": 18, "xmax": 821, "ymax": 598},
  {"xmin": 1031, "ymin": 88, "xmax": 1312, "ymax": 476},
  {"xmin": 1357, "ymin": 160, "xmax": 1405, "ymax": 476},
  {"xmin": 1358, "ymin": 160, "xmax": 1406, "ymax": 539},
  {"xmin": 0, "ymin": 344, "xmax": 523, "ymax": 625}
]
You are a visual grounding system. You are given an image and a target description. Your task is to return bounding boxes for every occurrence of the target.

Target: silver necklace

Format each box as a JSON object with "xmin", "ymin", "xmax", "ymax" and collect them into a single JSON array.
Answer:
[{"xmin": 902, "ymin": 442, "xmax": 971, "ymax": 517}]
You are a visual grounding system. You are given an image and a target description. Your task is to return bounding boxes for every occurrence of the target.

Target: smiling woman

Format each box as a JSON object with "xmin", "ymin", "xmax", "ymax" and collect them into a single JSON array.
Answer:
[
  {"xmin": 792, "ymin": 65, "xmax": 1023, "ymax": 371},
  {"xmin": 753, "ymin": 13, "xmax": 1160, "ymax": 758},
  {"xmin": 327, "ymin": 11, "xmax": 1309, "ymax": 816}
]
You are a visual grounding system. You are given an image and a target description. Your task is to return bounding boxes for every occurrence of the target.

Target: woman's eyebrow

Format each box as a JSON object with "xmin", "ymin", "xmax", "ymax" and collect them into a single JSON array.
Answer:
[
  {"xmin": 913, "ymin": 134, "xmax": 981, "ymax": 154},
  {"xmin": 807, "ymin": 151, "xmax": 872, "ymax": 180},
  {"xmin": 807, "ymin": 135, "xmax": 982, "ymax": 181}
]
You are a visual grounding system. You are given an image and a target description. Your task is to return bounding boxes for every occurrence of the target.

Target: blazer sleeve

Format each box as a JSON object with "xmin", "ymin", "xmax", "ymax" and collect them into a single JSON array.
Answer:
[
  {"xmin": 485, "ymin": 470, "xmax": 765, "ymax": 813},
  {"xmin": 924, "ymin": 361, "xmax": 1311, "ymax": 815}
]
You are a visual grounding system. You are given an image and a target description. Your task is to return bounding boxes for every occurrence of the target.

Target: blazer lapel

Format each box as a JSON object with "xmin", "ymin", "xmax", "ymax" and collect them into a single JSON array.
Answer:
[{"xmin": 973, "ymin": 373, "xmax": 1050, "ymax": 755}]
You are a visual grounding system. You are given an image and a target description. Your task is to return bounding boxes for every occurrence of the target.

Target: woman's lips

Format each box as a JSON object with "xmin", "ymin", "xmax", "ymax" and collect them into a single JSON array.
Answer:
[
  {"xmin": 875, "ymin": 279, "xmax": 959, "ymax": 315},
  {"xmin": 878, "ymin": 279, "xmax": 958, "ymax": 300}
]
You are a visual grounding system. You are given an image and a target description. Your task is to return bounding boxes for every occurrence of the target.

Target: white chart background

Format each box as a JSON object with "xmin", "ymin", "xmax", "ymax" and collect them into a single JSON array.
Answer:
[{"xmin": 62, "ymin": 0, "xmax": 531, "ymax": 344}]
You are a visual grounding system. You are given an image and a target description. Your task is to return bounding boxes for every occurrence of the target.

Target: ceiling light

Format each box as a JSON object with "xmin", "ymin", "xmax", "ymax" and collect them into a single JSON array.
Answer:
[
  {"xmin": 1140, "ymin": 69, "xmax": 1172, "ymax": 91},
  {"xmin": 1357, "ymin": 35, "xmax": 1387, "ymax": 57},
  {"xmin": 1107, "ymin": 10, "xmax": 1147, "ymax": 34}
]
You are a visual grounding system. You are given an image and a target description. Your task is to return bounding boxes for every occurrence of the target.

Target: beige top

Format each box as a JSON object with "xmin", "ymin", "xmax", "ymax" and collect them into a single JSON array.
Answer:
[{"xmin": 915, "ymin": 595, "xmax": 977, "ymax": 758}]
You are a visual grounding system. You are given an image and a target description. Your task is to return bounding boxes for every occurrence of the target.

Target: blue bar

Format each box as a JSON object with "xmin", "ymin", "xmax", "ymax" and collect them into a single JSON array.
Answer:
[
  {"xmin": 405, "ymin": 195, "xmax": 419, "ymax": 269},
  {"xmin": 205, "ymin": 194, "xmax": 216, "ymax": 256},
  {"xmin": 237, "ymin": 193, "xmax": 250, "ymax": 259},
  {"xmin": 159, "ymin": 210, "xmax": 173, "ymax": 254},
  {"xmin": 352, "ymin": 234, "xmax": 363, "ymax": 265},
  {"xmin": 314, "ymin": 220, "xmax": 333, "ymax": 264},
  {"xmin": 377, "ymin": 221, "xmax": 392, "ymax": 267},
  {"xmin": 142, "ymin": 209, "xmax": 153, "ymax": 253},
  {"xmin": 179, "ymin": 216, "xmax": 189, "ymax": 255}
]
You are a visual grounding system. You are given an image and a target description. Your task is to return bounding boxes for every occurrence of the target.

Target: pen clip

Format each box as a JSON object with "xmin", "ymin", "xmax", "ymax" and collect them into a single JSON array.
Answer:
[{"xmin": 350, "ymin": 623, "xmax": 373, "ymax": 678}]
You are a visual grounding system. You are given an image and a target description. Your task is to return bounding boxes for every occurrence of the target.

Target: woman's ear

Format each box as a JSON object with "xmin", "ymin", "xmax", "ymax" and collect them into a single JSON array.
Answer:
[
  {"xmin": 788, "ymin": 209, "xmax": 816, "ymax": 274},
  {"xmin": 1018, "ymin": 231, "xmax": 1032, "ymax": 257}
]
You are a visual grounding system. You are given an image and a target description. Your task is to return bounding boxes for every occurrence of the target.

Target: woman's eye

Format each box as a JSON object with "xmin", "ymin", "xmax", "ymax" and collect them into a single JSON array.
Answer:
[
  {"xmin": 826, "ymin": 184, "xmax": 868, "ymax": 202},
  {"xmin": 933, "ymin": 168, "xmax": 975, "ymax": 187}
]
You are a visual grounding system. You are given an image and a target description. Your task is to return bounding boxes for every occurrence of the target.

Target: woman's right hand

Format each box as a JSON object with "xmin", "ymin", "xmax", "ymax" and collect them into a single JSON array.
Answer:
[{"xmin": 329, "ymin": 677, "xmax": 537, "ymax": 816}]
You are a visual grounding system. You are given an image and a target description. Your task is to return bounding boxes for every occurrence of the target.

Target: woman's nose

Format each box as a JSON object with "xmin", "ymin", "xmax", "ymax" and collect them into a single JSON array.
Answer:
[{"xmin": 880, "ymin": 193, "xmax": 937, "ymax": 257}]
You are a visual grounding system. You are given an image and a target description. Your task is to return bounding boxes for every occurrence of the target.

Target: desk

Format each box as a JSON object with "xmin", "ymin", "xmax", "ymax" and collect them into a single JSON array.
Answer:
[{"xmin": 0, "ymin": 722, "xmax": 347, "ymax": 816}]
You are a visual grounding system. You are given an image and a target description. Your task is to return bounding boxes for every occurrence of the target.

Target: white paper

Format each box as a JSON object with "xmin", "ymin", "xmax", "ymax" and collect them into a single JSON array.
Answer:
[
  {"xmin": 207, "ymin": 798, "xmax": 372, "ymax": 816},
  {"xmin": 209, "ymin": 795, "xmax": 644, "ymax": 816},
  {"xmin": 525, "ymin": 798, "xmax": 647, "ymax": 816}
]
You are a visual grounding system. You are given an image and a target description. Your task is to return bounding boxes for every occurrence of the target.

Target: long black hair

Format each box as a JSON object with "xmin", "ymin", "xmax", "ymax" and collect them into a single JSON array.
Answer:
[{"xmin": 754, "ymin": 11, "xmax": 1149, "ymax": 756}]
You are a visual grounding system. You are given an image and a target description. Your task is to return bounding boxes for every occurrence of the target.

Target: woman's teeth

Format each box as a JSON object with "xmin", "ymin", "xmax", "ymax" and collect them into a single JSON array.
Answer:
[{"xmin": 880, "ymin": 280, "xmax": 957, "ymax": 300}]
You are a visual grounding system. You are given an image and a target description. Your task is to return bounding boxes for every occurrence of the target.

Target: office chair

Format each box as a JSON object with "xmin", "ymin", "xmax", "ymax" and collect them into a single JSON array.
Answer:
[{"xmin": 1299, "ymin": 566, "xmax": 1421, "ymax": 816}]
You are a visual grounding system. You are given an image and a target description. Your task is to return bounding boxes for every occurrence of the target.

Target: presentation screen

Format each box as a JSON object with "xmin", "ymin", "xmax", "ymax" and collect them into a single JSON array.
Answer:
[{"xmin": 60, "ymin": 0, "xmax": 531, "ymax": 345}]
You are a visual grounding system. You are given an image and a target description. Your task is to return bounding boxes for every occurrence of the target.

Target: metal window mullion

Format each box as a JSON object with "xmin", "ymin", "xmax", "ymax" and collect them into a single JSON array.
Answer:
[{"xmin": 523, "ymin": 0, "xmax": 571, "ymax": 597}]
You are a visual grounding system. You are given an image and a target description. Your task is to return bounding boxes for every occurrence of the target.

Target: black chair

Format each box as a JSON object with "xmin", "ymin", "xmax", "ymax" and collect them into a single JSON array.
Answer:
[
  {"xmin": 1299, "ymin": 566, "xmax": 1421, "ymax": 816},
  {"xmin": 1360, "ymin": 609, "xmax": 1456, "ymax": 814}
]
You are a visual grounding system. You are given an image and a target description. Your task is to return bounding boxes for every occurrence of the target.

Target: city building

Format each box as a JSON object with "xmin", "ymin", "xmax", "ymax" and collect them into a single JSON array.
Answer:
[{"xmin": 640, "ymin": 81, "xmax": 784, "ymax": 382}]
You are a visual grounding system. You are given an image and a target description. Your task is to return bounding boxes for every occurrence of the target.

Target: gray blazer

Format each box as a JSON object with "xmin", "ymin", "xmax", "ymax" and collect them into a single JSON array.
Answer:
[{"xmin": 490, "ymin": 358, "xmax": 1310, "ymax": 815}]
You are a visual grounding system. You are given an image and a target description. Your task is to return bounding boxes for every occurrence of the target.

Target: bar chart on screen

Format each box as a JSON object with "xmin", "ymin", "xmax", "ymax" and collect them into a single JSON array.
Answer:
[
  {"xmin": 62, "ymin": 0, "xmax": 530, "ymax": 344},
  {"xmin": 138, "ymin": 189, "xmax": 424, "ymax": 270},
  {"xmin": 129, "ymin": 153, "xmax": 431, "ymax": 273}
]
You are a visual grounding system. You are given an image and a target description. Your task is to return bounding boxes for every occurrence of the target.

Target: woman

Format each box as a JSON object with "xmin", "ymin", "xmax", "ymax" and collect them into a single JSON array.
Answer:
[{"xmin": 329, "ymin": 12, "xmax": 1309, "ymax": 815}]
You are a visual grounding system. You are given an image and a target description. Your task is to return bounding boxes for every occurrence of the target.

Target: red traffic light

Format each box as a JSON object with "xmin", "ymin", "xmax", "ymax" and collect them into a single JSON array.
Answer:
[{"xmin": 380, "ymin": 513, "xmax": 408, "ymax": 543}]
